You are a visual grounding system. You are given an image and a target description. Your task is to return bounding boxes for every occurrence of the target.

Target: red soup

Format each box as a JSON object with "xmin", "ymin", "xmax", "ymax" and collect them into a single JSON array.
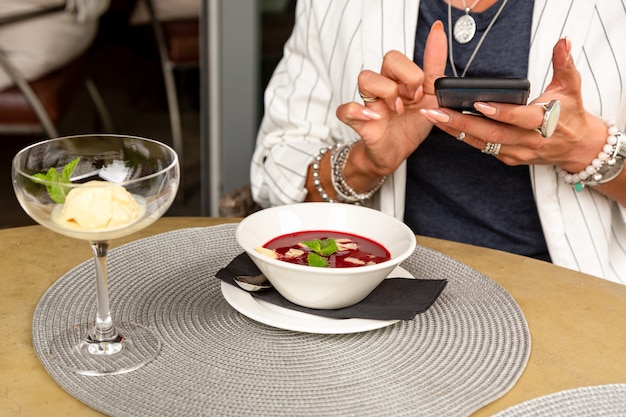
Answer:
[{"xmin": 260, "ymin": 230, "xmax": 390, "ymax": 268}]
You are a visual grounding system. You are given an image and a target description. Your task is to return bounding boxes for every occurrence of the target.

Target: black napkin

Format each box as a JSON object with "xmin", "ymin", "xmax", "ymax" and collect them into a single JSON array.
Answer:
[{"xmin": 215, "ymin": 252, "xmax": 447, "ymax": 320}]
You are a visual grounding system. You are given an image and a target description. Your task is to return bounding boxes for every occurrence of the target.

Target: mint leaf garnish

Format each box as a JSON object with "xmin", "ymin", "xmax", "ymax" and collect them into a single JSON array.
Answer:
[
  {"xmin": 33, "ymin": 157, "xmax": 80, "ymax": 204},
  {"xmin": 302, "ymin": 239, "xmax": 321, "ymax": 254},
  {"xmin": 303, "ymin": 238, "xmax": 337, "ymax": 256},
  {"xmin": 318, "ymin": 238, "xmax": 338, "ymax": 256},
  {"xmin": 307, "ymin": 252, "xmax": 328, "ymax": 267},
  {"xmin": 302, "ymin": 238, "xmax": 337, "ymax": 266}
]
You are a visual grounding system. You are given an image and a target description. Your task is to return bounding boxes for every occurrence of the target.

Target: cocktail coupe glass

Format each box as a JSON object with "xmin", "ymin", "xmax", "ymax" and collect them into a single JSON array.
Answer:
[{"xmin": 12, "ymin": 134, "xmax": 180, "ymax": 375}]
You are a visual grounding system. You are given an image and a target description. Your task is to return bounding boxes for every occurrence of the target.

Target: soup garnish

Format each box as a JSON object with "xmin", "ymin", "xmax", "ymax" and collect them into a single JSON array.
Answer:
[{"xmin": 256, "ymin": 230, "xmax": 390, "ymax": 268}]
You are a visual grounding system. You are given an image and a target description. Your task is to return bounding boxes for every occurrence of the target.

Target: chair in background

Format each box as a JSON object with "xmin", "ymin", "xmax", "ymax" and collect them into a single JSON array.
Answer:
[
  {"xmin": 0, "ymin": 50, "xmax": 113, "ymax": 138},
  {"xmin": 142, "ymin": 0, "xmax": 199, "ymax": 166},
  {"xmin": 141, "ymin": 0, "xmax": 296, "ymax": 165},
  {"xmin": 138, "ymin": 0, "xmax": 295, "ymax": 214},
  {"xmin": 0, "ymin": 3, "xmax": 113, "ymax": 139}
]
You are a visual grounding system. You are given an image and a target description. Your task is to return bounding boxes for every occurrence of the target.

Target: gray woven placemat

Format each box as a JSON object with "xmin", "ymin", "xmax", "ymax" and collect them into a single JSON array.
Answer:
[
  {"xmin": 33, "ymin": 224, "xmax": 530, "ymax": 417},
  {"xmin": 492, "ymin": 383, "xmax": 626, "ymax": 416}
]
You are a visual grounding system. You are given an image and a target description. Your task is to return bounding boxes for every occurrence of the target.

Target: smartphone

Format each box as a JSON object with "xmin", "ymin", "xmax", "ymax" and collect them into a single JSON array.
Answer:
[{"xmin": 435, "ymin": 77, "xmax": 530, "ymax": 114}]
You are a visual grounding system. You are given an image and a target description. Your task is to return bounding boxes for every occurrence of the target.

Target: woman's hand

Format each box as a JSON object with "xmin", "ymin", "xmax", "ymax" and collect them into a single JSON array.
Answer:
[
  {"xmin": 420, "ymin": 37, "xmax": 626, "ymax": 205},
  {"xmin": 335, "ymin": 21, "xmax": 448, "ymax": 181},
  {"xmin": 420, "ymin": 38, "xmax": 608, "ymax": 175}
]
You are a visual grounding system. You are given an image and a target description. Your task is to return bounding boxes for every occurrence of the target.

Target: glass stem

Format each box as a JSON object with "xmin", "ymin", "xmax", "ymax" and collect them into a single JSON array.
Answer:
[{"xmin": 89, "ymin": 241, "xmax": 119, "ymax": 342}]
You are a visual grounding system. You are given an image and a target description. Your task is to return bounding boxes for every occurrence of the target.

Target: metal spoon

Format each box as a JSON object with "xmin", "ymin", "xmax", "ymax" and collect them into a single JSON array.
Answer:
[{"xmin": 234, "ymin": 273, "xmax": 272, "ymax": 292}]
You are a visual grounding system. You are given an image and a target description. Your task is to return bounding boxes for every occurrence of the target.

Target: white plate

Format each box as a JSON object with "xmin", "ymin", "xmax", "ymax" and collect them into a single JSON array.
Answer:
[{"xmin": 221, "ymin": 266, "xmax": 413, "ymax": 334}]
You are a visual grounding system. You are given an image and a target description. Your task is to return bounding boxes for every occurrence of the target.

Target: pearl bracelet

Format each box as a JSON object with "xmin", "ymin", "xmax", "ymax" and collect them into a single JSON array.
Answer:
[
  {"xmin": 557, "ymin": 120, "xmax": 624, "ymax": 192},
  {"xmin": 312, "ymin": 141, "xmax": 386, "ymax": 204},
  {"xmin": 312, "ymin": 145, "xmax": 338, "ymax": 202},
  {"xmin": 330, "ymin": 141, "xmax": 385, "ymax": 204}
]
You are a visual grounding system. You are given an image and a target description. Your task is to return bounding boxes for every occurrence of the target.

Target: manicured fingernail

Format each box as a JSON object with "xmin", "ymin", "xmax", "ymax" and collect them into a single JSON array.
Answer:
[
  {"xmin": 431, "ymin": 20, "xmax": 444, "ymax": 32},
  {"xmin": 394, "ymin": 97, "xmax": 404, "ymax": 113},
  {"xmin": 420, "ymin": 109, "xmax": 450, "ymax": 123},
  {"xmin": 474, "ymin": 102, "xmax": 497, "ymax": 116},
  {"xmin": 564, "ymin": 37, "xmax": 572, "ymax": 56},
  {"xmin": 362, "ymin": 108, "xmax": 381, "ymax": 120},
  {"xmin": 413, "ymin": 86, "xmax": 424, "ymax": 102}
]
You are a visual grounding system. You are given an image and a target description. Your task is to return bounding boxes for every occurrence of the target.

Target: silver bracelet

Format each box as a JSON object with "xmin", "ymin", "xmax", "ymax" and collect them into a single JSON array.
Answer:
[
  {"xmin": 330, "ymin": 141, "xmax": 385, "ymax": 204},
  {"xmin": 330, "ymin": 144, "xmax": 360, "ymax": 203},
  {"xmin": 312, "ymin": 145, "xmax": 338, "ymax": 202},
  {"xmin": 557, "ymin": 120, "xmax": 624, "ymax": 192}
]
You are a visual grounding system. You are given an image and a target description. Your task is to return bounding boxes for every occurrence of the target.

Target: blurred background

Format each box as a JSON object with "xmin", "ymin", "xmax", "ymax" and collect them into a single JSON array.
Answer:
[{"xmin": 0, "ymin": 0, "xmax": 296, "ymax": 228}]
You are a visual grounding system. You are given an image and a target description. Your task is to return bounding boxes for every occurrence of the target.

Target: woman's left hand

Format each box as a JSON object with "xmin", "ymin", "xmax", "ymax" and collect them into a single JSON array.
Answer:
[{"xmin": 420, "ymin": 37, "xmax": 608, "ymax": 175}]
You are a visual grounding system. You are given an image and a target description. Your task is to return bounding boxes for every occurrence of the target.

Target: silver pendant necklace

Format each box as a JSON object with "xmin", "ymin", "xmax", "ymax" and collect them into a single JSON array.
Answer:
[
  {"xmin": 448, "ymin": 0, "xmax": 509, "ymax": 77},
  {"xmin": 453, "ymin": 0, "xmax": 481, "ymax": 44}
]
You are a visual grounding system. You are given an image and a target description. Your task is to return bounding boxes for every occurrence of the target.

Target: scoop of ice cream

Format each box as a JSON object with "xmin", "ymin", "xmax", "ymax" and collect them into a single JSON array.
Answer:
[{"xmin": 54, "ymin": 180, "xmax": 142, "ymax": 230}]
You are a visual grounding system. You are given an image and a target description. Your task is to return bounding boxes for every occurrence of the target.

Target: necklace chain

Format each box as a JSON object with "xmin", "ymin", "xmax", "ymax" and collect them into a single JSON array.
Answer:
[
  {"xmin": 463, "ymin": 0, "xmax": 482, "ymax": 12},
  {"xmin": 448, "ymin": 0, "xmax": 509, "ymax": 77}
]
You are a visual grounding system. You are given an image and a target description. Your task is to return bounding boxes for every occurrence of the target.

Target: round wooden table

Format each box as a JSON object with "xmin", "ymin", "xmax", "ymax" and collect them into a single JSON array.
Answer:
[{"xmin": 1, "ymin": 217, "xmax": 625, "ymax": 416}]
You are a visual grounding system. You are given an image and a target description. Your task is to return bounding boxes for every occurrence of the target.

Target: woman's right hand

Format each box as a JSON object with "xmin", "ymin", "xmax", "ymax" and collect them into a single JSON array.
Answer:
[{"xmin": 335, "ymin": 21, "xmax": 448, "ymax": 182}]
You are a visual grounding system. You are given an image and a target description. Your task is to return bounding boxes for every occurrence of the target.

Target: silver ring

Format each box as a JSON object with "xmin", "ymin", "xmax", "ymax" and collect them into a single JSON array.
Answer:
[
  {"xmin": 457, "ymin": 132, "xmax": 466, "ymax": 141},
  {"xmin": 359, "ymin": 91, "xmax": 380, "ymax": 103},
  {"xmin": 481, "ymin": 142, "xmax": 501, "ymax": 155},
  {"xmin": 534, "ymin": 100, "xmax": 561, "ymax": 138}
]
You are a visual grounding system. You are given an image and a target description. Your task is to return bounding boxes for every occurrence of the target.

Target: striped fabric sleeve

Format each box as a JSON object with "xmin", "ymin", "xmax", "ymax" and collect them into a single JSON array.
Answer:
[{"xmin": 250, "ymin": 0, "xmax": 363, "ymax": 207}]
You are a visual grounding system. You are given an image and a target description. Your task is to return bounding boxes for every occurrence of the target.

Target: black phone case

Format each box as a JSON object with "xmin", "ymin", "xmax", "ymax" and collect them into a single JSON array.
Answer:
[{"xmin": 435, "ymin": 77, "xmax": 530, "ymax": 112}]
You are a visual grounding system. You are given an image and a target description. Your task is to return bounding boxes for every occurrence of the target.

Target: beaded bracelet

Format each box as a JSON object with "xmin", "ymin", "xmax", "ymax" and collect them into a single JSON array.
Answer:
[
  {"xmin": 330, "ymin": 141, "xmax": 386, "ymax": 204},
  {"xmin": 312, "ymin": 144, "xmax": 339, "ymax": 202},
  {"xmin": 557, "ymin": 120, "xmax": 624, "ymax": 192},
  {"xmin": 330, "ymin": 144, "xmax": 360, "ymax": 203}
]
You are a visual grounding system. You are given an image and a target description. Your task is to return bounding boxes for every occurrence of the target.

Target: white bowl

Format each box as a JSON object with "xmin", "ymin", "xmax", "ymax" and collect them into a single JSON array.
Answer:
[{"xmin": 235, "ymin": 203, "xmax": 416, "ymax": 309}]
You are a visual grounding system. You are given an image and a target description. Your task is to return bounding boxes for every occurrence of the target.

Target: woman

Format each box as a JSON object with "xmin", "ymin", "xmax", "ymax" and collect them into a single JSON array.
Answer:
[{"xmin": 250, "ymin": 0, "xmax": 626, "ymax": 283}]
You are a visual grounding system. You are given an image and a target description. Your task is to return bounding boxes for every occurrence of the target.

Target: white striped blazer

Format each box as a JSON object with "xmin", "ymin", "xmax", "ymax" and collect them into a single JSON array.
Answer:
[{"xmin": 251, "ymin": 0, "xmax": 626, "ymax": 283}]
